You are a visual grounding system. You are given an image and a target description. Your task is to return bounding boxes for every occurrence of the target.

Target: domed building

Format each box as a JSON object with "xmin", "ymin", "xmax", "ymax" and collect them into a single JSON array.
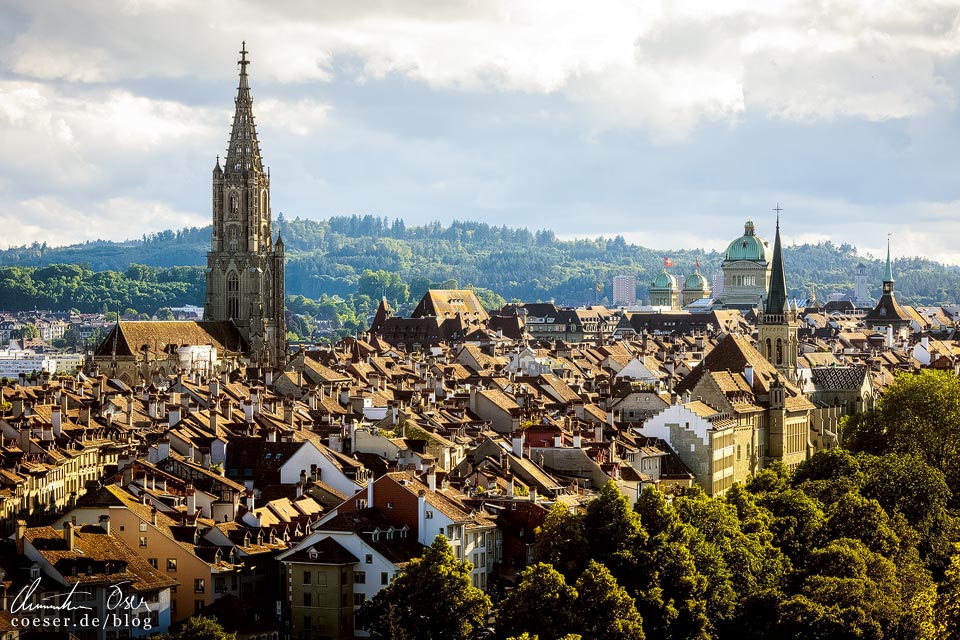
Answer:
[
  {"xmin": 681, "ymin": 264, "xmax": 712, "ymax": 307},
  {"xmin": 715, "ymin": 220, "xmax": 772, "ymax": 310},
  {"xmin": 649, "ymin": 270, "xmax": 680, "ymax": 309}
]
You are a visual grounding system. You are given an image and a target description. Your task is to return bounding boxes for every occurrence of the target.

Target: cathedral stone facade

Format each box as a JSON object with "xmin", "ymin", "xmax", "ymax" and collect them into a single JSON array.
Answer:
[{"xmin": 204, "ymin": 43, "xmax": 286, "ymax": 367}]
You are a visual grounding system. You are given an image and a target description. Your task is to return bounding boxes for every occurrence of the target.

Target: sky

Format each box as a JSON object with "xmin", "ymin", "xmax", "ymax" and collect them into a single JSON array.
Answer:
[{"xmin": 2, "ymin": 1, "xmax": 960, "ymax": 264}]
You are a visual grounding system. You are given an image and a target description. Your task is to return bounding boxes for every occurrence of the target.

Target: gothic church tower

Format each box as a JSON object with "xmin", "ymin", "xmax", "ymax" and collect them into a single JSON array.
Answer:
[
  {"xmin": 205, "ymin": 43, "xmax": 286, "ymax": 367},
  {"xmin": 757, "ymin": 217, "xmax": 798, "ymax": 382}
]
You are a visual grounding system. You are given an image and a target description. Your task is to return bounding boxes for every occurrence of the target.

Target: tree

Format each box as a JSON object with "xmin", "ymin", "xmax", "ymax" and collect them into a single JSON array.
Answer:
[
  {"xmin": 533, "ymin": 502, "xmax": 589, "ymax": 580},
  {"xmin": 497, "ymin": 563, "xmax": 577, "ymax": 640},
  {"xmin": 843, "ymin": 370, "xmax": 960, "ymax": 495},
  {"xmin": 155, "ymin": 307, "xmax": 175, "ymax": 320},
  {"xmin": 583, "ymin": 481, "xmax": 644, "ymax": 571},
  {"xmin": 155, "ymin": 616, "xmax": 236, "ymax": 640},
  {"xmin": 937, "ymin": 546, "xmax": 960, "ymax": 640},
  {"xmin": 13, "ymin": 324, "xmax": 39, "ymax": 340},
  {"xmin": 357, "ymin": 536, "xmax": 491, "ymax": 640},
  {"xmin": 574, "ymin": 561, "xmax": 644, "ymax": 640}
]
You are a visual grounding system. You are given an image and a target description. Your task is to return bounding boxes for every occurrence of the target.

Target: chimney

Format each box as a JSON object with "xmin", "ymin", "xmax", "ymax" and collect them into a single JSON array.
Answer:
[
  {"xmin": 202, "ymin": 450, "xmax": 212, "ymax": 470},
  {"xmin": 251, "ymin": 389, "xmax": 261, "ymax": 416},
  {"xmin": 148, "ymin": 395, "xmax": 158, "ymax": 419},
  {"xmin": 427, "ymin": 467, "xmax": 437, "ymax": 492},
  {"xmin": 51, "ymin": 405, "xmax": 62, "ymax": 438},
  {"xmin": 310, "ymin": 463, "xmax": 319, "ymax": 482},
  {"xmin": 79, "ymin": 404, "xmax": 91, "ymax": 428},
  {"xmin": 99, "ymin": 515, "xmax": 111, "ymax": 535},
  {"xmin": 209, "ymin": 405, "xmax": 219, "ymax": 433},
  {"xmin": 186, "ymin": 484, "xmax": 197, "ymax": 516},
  {"xmin": 265, "ymin": 426, "xmax": 277, "ymax": 443},
  {"xmin": 367, "ymin": 477, "xmax": 374, "ymax": 507},
  {"xmin": 511, "ymin": 432, "xmax": 524, "ymax": 458},
  {"xmin": 209, "ymin": 379, "xmax": 220, "ymax": 399},
  {"xmin": 886, "ymin": 325, "xmax": 894, "ymax": 349},
  {"xmin": 265, "ymin": 369, "xmax": 274, "ymax": 387},
  {"xmin": 243, "ymin": 399, "xmax": 254, "ymax": 423},
  {"xmin": 529, "ymin": 486, "xmax": 537, "ymax": 504},
  {"xmin": 507, "ymin": 475, "xmax": 515, "ymax": 498},
  {"xmin": 41, "ymin": 423, "xmax": 53, "ymax": 442},
  {"xmin": 16, "ymin": 519, "xmax": 26, "ymax": 555},
  {"xmin": 151, "ymin": 507, "xmax": 158, "ymax": 526},
  {"xmin": 168, "ymin": 405, "xmax": 181, "ymax": 428},
  {"xmin": 300, "ymin": 468, "xmax": 307, "ymax": 487},
  {"xmin": 283, "ymin": 399, "xmax": 295, "ymax": 426},
  {"xmin": 126, "ymin": 396, "xmax": 134, "ymax": 426},
  {"xmin": 553, "ymin": 435, "xmax": 562, "ymax": 448},
  {"xmin": 573, "ymin": 433, "xmax": 582, "ymax": 449},
  {"xmin": 246, "ymin": 490, "xmax": 255, "ymax": 512},
  {"xmin": 744, "ymin": 364, "xmax": 754, "ymax": 387},
  {"xmin": 157, "ymin": 438, "xmax": 170, "ymax": 461},
  {"xmin": 417, "ymin": 489, "xmax": 427, "ymax": 543},
  {"xmin": 63, "ymin": 522, "xmax": 75, "ymax": 552},
  {"xmin": 594, "ymin": 424, "xmax": 603, "ymax": 443},
  {"xmin": 296, "ymin": 482, "xmax": 303, "ymax": 498}
]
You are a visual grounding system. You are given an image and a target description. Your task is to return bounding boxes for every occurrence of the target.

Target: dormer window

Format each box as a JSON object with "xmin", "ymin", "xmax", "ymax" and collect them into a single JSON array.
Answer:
[
  {"xmin": 308, "ymin": 548, "xmax": 317, "ymax": 560},
  {"xmin": 372, "ymin": 528, "xmax": 381, "ymax": 542},
  {"xmin": 400, "ymin": 525, "xmax": 409, "ymax": 539},
  {"xmin": 386, "ymin": 527, "xmax": 394, "ymax": 540}
]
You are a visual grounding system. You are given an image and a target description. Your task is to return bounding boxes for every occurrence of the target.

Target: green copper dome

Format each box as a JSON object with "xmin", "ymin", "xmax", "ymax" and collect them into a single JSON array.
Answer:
[
  {"xmin": 684, "ymin": 271, "xmax": 706, "ymax": 290},
  {"xmin": 652, "ymin": 270, "xmax": 678, "ymax": 289},
  {"xmin": 724, "ymin": 220, "xmax": 769, "ymax": 262}
]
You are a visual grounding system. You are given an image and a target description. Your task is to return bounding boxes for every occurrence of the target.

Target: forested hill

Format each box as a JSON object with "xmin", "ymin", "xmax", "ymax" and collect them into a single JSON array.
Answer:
[{"xmin": 1, "ymin": 215, "xmax": 957, "ymax": 310}]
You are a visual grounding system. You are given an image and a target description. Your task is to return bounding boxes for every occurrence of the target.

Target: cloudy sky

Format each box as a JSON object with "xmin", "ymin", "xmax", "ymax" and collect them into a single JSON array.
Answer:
[{"xmin": 2, "ymin": 1, "xmax": 960, "ymax": 263}]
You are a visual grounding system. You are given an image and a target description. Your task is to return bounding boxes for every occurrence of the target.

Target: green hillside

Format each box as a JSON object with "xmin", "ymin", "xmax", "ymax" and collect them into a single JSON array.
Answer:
[{"xmin": 0, "ymin": 215, "xmax": 957, "ymax": 320}]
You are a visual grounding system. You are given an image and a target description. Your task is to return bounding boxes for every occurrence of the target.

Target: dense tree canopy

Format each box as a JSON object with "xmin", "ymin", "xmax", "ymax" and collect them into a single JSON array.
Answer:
[{"xmin": 358, "ymin": 536, "xmax": 491, "ymax": 640}]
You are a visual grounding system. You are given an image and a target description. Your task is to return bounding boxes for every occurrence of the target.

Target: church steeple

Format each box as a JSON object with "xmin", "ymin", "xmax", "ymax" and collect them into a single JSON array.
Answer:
[
  {"xmin": 764, "ymin": 215, "xmax": 788, "ymax": 315},
  {"xmin": 205, "ymin": 43, "xmax": 286, "ymax": 369},
  {"xmin": 882, "ymin": 236, "xmax": 894, "ymax": 294},
  {"xmin": 758, "ymin": 208, "xmax": 798, "ymax": 382},
  {"xmin": 224, "ymin": 41, "xmax": 264, "ymax": 176}
]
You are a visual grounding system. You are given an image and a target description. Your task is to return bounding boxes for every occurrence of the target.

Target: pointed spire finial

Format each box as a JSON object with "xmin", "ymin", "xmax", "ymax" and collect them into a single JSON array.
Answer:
[
  {"xmin": 773, "ymin": 203, "xmax": 783, "ymax": 228},
  {"xmin": 884, "ymin": 233, "xmax": 894, "ymax": 283}
]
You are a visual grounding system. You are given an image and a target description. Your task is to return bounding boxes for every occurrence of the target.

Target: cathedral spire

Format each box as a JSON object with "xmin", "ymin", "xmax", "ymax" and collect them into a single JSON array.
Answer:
[
  {"xmin": 225, "ymin": 41, "xmax": 263, "ymax": 175},
  {"xmin": 764, "ymin": 215, "xmax": 788, "ymax": 315},
  {"xmin": 884, "ymin": 235, "xmax": 894, "ymax": 284}
]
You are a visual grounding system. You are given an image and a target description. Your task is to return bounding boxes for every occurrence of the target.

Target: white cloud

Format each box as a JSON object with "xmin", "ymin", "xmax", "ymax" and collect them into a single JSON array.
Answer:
[
  {"xmin": 5, "ymin": 0, "xmax": 959, "ymax": 137},
  {"xmin": 0, "ymin": 196, "xmax": 206, "ymax": 248}
]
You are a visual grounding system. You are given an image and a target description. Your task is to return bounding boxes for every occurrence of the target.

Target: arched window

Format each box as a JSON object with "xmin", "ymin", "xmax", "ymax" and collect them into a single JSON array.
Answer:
[
  {"xmin": 737, "ymin": 444, "xmax": 741, "ymax": 461},
  {"xmin": 765, "ymin": 338, "xmax": 772, "ymax": 359},
  {"xmin": 776, "ymin": 338, "xmax": 783, "ymax": 365},
  {"xmin": 227, "ymin": 273, "xmax": 240, "ymax": 319}
]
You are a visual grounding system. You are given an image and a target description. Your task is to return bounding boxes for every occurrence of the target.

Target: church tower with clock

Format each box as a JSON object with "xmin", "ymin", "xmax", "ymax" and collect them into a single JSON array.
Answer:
[{"xmin": 205, "ymin": 43, "xmax": 286, "ymax": 367}]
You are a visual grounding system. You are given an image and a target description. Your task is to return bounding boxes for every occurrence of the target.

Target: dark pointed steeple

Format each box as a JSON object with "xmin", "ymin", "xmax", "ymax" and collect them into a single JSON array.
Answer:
[
  {"xmin": 764, "ymin": 215, "xmax": 788, "ymax": 315},
  {"xmin": 224, "ymin": 41, "xmax": 263, "ymax": 176},
  {"xmin": 882, "ymin": 236, "xmax": 894, "ymax": 292}
]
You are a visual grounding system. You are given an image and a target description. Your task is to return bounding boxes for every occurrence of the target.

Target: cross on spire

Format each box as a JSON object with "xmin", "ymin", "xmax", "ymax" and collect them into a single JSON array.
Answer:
[{"xmin": 773, "ymin": 203, "xmax": 783, "ymax": 226}]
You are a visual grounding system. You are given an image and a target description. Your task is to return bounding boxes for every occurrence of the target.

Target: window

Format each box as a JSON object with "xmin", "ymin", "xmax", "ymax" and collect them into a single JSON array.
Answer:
[
  {"xmin": 139, "ymin": 536, "xmax": 147, "ymax": 547},
  {"xmin": 167, "ymin": 558, "xmax": 177, "ymax": 572},
  {"xmin": 227, "ymin": 272, "xmax": 240, "ymax": 319},
  {"xmin": 355, "ymin": 571, "xmax": 366, "ymax": 584},
  {"xmin": 140, "ymin": 522, "xmax": 147, "ymax": 532},
  {"xmin": 194, "ymin": 600, "xmax": 204, "ymax": 614},
  {"xmin": 215, "ymin": 576, "xmax": 226, "ymax": 593},
  {"xmin": 303, "ymin": 593, "xmax": 311, "ymax": 607},
  {"xmin": 365, "ymin": 554, "xmax": 372, "ymax": 564},
  {"xmin": 148, "ymin": 558, "xmax": 158, "ymax": 569},
  {"xmin": 387, "ymin": 501, "xmax": 394, "ymax": 509},
  {"xmin": 381, "ymin": 572, "xmax": 389, "ymax": 585},
  {"xmin": 194, "ymin": 578, "xmax": 205, "ymax": 593},
  {"xmin": 354, "ymin": 593, "xmax": 366, "ymax": 606},
  {"xmin": 303, "ymin": 571, "xmax": 311, "ymax": 586},
  {"xmin": 303, "ymin": 616, "xmax": 311, "ymax": 630},
  {"xmin": 425, "ymin": 510, "xmax": 433, "ymax": 519}
]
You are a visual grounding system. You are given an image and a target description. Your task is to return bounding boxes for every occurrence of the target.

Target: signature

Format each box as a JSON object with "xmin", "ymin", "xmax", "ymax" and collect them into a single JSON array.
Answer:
[{"xmin": 11, "ymin": 579, "xmax": 150, "ymax": 614}]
